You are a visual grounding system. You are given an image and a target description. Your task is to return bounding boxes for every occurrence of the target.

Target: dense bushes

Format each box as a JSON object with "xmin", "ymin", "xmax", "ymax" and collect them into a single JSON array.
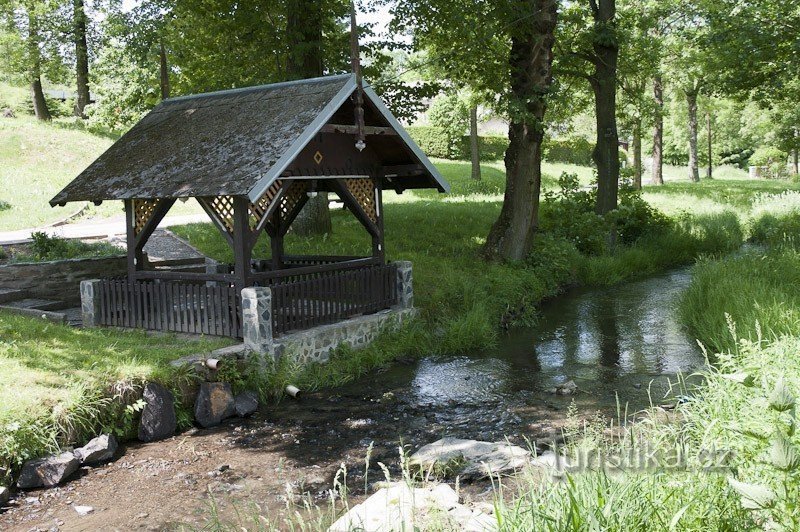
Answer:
[
  {"xmin": 7, "ymin": 232, "xmax": 121, "ymax": 262},
  {"xmin": 750, "ymin": 146, "xmax": 790, "ymax": 179},
  {"xmin": 405, "ymin": 126, "xmax": 452, "ymax": 159},
  {"xmin": 406, "ymin": 126, "xmax": 507, "ymax": 161},
  {"xmin": 543, "ymin": 136, "xmax": 594, "ymax": 165}
]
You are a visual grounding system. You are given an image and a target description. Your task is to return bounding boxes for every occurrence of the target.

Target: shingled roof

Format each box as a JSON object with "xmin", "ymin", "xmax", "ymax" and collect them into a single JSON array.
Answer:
[{"xmin": 51, "ymin": 74, "xmax": 447, "ymax": 206}]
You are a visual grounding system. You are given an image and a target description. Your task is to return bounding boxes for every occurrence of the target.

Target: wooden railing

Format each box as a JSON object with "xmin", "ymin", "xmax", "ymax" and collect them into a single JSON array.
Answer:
[
  {"xmin": 270, "ymin": 262, "xmax": 398, "ymax": 335},
  {"xmin": 95, "ymin": 279, "xmax": 242, "ymax": 337}
]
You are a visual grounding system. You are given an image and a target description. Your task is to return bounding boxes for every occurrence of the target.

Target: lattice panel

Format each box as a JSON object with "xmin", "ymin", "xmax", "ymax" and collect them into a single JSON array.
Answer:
[
  {"xmin": 279, "ymin": 181, "xmax": 309, "ymax": 218},
  {"xmin": 133, "ymin": 199, "xmax": 160, "ymax": 235},
  {"xmin": 207, "ymin": 195, "xmax": 235, "ymax": 233},
  {"xmin": 344, "ymin": 178, "xmax": 377, "ymax": 223},
  {"xmin": 249, "ymin": 180, "xmax": 283, "ymax": 230}
]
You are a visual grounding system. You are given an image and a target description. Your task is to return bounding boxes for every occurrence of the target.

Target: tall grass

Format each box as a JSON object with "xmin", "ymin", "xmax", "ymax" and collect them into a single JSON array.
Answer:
[{"xmin": 679, "ymin": 247, "xmax": 800, "ymax": 353}]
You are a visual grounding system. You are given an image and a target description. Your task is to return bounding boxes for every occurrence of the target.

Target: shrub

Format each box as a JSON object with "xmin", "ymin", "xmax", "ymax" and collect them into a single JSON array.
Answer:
[
  {"xmin": 543, "ymin": 136, "xmax": 594, "ymax": 166},
  {"xmin": 750, "ymin": 146, "xmax": 789, "ymax": 179},
  {"xmin": 407, "ymin": 126, "xmax": 508, "ymax": 161},
  {"xmin": 406, "ymin": 126, "xmax": 451, "ymax": 159},
  {"xmin": 453, "ymin": 135, "xmax": 508, "ymax": 161},
  {"xmin": 0, "ymin": 200, "xmax": 10, "ymax": 212},
  {"xmin": 540, "ymin": 173, "xmax": 610, "ymax": 255},
  {"xmin": 20, "ymin": 232, "xmax": 120, "ymax": 262},
  {"xmin": 611, "ymin": 192, "xmax": 673, "ymax": 245}
]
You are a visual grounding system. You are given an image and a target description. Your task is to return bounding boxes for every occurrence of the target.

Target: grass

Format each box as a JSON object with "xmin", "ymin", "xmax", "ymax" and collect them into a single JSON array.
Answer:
[{"xmin": 0, "ymin": 312, "xmax": 231, "ymax": 471}]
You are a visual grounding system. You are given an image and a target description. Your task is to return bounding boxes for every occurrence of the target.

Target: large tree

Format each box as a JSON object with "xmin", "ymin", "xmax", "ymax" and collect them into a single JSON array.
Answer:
[
  {"xmin": 394, "ymin": 0, "xmax": 558, "ymax": 261},
  {"xmin": 557, "ymin": 0, "xmax": 620, "ymax": 214},
  {"xmin": 285, "ymin": 0, "xmax": 332, "ymax": 236},
  {"xmin": 0, "ymin": 0, "xmax": 64, "ymax": 120},
  {"xmin": 72, "ymin": 0, "xmax": 89, "ymax": 116}
]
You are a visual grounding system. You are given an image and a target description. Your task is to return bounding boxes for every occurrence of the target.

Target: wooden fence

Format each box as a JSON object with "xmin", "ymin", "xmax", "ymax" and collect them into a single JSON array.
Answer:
[
  {"xmin": 95, "ymin": 279, "xmax": 242, "ymax": 337},
  {"xmin": 270, "ymin": 263, "xmax": 398, "ymax": 335},
  {"xmin": 95, "ymin": 262, "xmax": 399, "ymax": 338}
]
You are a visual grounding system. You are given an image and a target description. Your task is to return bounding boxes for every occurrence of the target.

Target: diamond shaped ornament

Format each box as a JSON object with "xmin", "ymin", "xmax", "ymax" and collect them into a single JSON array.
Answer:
[{"xmin": 313, "ymin": 151, "xmax": 324, "ymax": 165}]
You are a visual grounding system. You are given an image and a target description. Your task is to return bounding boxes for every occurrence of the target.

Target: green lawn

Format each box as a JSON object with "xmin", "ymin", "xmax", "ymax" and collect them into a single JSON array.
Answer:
[{"xmin": 0, "ymin": 312, "xmax": 230, "ymax": 469}]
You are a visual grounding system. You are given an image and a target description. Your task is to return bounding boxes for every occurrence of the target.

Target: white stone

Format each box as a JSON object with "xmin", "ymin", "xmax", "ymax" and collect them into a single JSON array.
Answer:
[
  {"xmin": 327, "ymin": 483, "xmax": 495, "ymax": 532},
  {"xmin": 73, "ymin": 505, "xmax": 94, "ymax": 516},
  {"xmin": 409, "ymin": 438, "xmax": 531, "ymax": 479}
]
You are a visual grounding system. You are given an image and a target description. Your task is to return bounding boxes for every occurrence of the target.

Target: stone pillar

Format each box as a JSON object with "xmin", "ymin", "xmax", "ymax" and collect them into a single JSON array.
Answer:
[
  {"xmin": 80, "ymin": 279, "xmax": 101, "ymax": 327},
  {"xmin": 394, "ymin": 261, "xmax": 414, "ymax": 309},
  {"xmin": 241, "ymin": 286, "xmax": 274, "ymax": 356}
]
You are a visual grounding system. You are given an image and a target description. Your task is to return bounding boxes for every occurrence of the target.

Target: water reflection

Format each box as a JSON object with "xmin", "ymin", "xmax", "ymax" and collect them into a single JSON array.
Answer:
[{"xmin": 335, "ymin": 268, "xmax": 705, "ymax": 439}]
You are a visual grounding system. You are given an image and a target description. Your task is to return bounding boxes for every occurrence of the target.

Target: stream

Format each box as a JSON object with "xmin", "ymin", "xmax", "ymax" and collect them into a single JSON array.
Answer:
[{"xmin": 271, "ymin": 266, "xmax": 706, "ymax": 449}]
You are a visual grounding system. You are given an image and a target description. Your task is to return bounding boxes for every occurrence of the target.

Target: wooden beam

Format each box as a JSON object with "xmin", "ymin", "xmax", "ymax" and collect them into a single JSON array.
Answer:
[
  {"xmin": 124, "ymin": 199, "xmax": 138, "ymax": 278},
  {"xmin": 330, "ymin": 179, "xmax": 380, "ymax": 240},
  {"xmin": 232, "ymin": 196, "xmax": 252, "ymax": 288},
  {"xmin": 381, "ymin": 164, "xmax": 424, "ymax": 176},
  {"xmin": 320, "ymin": 124, "xmax": 397, "ymax": 136},
  {"xmin": 134, "ymin": 198, "xmax": 176, "ymax": 251},
  {"xmin": 277, "ymin": 193, "xmax": 310, "ymax": 236},
  {"xmin": 197, "ymin": 197, "xmax": 234, "ymax": 248}
]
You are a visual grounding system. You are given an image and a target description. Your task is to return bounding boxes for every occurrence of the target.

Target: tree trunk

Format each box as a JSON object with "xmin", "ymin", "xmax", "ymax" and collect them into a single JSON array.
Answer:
[
  {"xmin": 73, "ymin": 0, "xmax": 90, "ymax": 117},
  {"xmin": 706, "ymin": 111, "xmax": 713, "ymax": 179},
  {"xmin": 27, "ymin": 10, "xmax": 51, "ymax": 121},
  {"xmin": 794, "ymin": 148, "xmax": 799, "ymax": 175},
  {"xmin": 483, "ymin": 0, "xmax": 557, "ymax": 261},
  {"xmin": 591, "ymin": 0, "xmax": 619, "ymax": 215},
  {"xmin": 469, "ymin": 105, "xmax": 481, "ymax": 181},
  {"xmin": 651, "ymin": 75, "xmax": 664, "ymax": 185},
  {"xmin": 286, "ymin": 0, "xmax": 331, "ymax": 236},
  {"xmin": 632, "ymin": 120, "xmax": 642, "ymax": 190},
  {"xmin": 159, "ymin": 41, "xmax": 170, "ymax": 100},
  {"xmin": 686, "ymin": 88, "xmax": 700, "ymax": 182}
]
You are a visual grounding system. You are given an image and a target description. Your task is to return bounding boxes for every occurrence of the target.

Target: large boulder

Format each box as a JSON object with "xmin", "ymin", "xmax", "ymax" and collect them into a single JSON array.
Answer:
[
  {"xmin": 74, "ymin": 434, "xmax": 118, "ymax": 465},
  {"xmin": 234, "ymin": 391, "xmax": 259, "ymax": 417},
  {"xmin": 0, "ymin": 486, "xmax": 9, "ymax": 506},
  {"xmin": 194, "ymin": 382, "xmax": 236, "ymax": 428},
  {"xmin": 328, "ymin": 482, "xmax": 495, "ymax": 532},
  {"xmin": 17, "ymin": 452, "xmax": 80, "ymax": 489},
  {"xmin": 138, "ymin": 382, "xmax": 177, "ymax": 442},
  {"xmin": 409, "ymin": 438, "xmax": 531, "ymax": 480}
]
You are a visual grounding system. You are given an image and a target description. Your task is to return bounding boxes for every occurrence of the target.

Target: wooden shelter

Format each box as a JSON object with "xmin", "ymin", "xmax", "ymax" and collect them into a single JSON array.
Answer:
[{"xmin": 51, "ymin": 74, "xmax": 448, "ymax": 338}]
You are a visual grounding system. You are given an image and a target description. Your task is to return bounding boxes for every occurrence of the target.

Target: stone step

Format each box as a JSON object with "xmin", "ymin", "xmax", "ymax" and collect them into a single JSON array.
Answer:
[
  {"xmin": 0, "ymin": 305, "xmax": 67, "ymax": 324},
  {"xmin": 2, "ymin": 298, "xmax": 65, "ymax": 311},
  {"xmin": 0, "ymin": 288, "xmax": 29, "ymax": 304}
]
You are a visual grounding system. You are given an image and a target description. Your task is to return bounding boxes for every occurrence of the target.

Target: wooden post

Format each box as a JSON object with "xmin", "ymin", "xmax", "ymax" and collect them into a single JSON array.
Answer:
[
  {"xmin": 125, "ymin": 199, "xmax": 140, "ymax": 280},
  {"xmin": 374, "ymin": 177, "xmax": 385, "ymax": 263},
  {"xmin": 232, "ymin": 196, "xmax": 252, "ymax": 289}
]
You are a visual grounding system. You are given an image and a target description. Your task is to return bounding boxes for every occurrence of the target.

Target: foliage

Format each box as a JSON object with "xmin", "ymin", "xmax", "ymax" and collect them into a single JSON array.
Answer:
[
  {"xmin": 750, "ymin": 146, "xmax": 789, "ymax": 179},
  {"xmin": 9, "ymin": 231, "xmax": 121, "ymax": 262},
  {"xmin": 543, "ymin": 136, "xmax": 594, "ymax": 166},
  {"xmin": 426, "ymin": 92, "xmax": 469, "ymax": 158},
  {"xmin": 405, "ymin": 125, "xmax": 451, "ymax": 159}
]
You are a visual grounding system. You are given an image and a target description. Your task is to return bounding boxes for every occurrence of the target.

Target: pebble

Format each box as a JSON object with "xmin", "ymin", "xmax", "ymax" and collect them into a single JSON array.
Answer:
[{"xmin": 73, "ymin": 505, "xmax": 94, "ymax": 516}]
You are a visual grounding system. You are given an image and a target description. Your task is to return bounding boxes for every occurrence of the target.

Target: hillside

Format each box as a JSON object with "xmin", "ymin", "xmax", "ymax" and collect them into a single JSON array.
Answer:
[{"xmin": 0, "ymin": 83, "xmax": 115, "ymax": 230}]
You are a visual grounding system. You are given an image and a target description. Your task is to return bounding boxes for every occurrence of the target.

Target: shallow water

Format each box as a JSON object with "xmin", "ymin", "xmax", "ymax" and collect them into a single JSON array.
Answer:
[{"xmin": 276, "ymin": 268, "xmax": 706, "ymax": 445}]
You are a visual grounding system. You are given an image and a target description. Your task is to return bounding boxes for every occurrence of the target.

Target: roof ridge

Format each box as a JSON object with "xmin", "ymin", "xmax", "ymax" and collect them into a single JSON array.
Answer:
[{"xmin": 160, "ymin": 73, "xmax": 355, "ymax": 105}]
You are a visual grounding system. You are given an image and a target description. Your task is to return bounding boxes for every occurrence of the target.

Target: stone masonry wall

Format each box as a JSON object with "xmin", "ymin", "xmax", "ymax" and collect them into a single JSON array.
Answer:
[
  {"xmin": 0, "ymin": 256, "xmax": 127, "ymax": 306},
  {"xmin": 274, "ymin": 307, "xmax": 418, "ymax": 365}
]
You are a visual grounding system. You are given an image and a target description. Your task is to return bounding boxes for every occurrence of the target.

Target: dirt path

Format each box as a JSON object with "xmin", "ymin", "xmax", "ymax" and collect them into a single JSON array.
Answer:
[{"xmin": 0, "ymin": 376, "xmax": 576, "ymax": 532}]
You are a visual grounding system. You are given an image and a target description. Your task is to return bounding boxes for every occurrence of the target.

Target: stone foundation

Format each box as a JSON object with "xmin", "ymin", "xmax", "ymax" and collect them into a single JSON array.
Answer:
[{"xmin": 273, "ymin": 307, "xmax": 418, "ymax": 365}]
